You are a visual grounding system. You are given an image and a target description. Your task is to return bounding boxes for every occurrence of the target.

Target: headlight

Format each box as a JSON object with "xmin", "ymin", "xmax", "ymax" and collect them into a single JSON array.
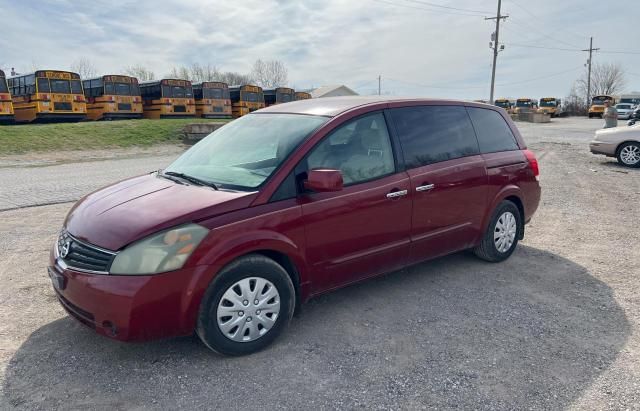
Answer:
[{"xmin": 110, "ymin": 224, "xmax": 209, "ymax": 275}]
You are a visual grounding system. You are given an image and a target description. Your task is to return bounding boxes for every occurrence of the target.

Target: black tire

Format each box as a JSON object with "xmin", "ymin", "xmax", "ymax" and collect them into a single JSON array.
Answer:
[
  {"xmin": 616, "ymin": 142, "xmax": 640, "ymax": 168},
  {"xmin": 474, "ymin": 200, "xmax": 522, "ymax": 262},
  {"xmin": 196, "ymin": 254, "xmax": 295, "ymax": 356}
]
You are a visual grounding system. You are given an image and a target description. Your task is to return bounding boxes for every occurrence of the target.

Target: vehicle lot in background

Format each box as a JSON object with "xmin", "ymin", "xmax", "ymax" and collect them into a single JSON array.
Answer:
[
  {"xmin": 1, "ymin": 117, "xmax": 639, "ymax": 408},
  {"xmin": 615, "ymin": 103, "xmax": 634, "ymax": 120}
]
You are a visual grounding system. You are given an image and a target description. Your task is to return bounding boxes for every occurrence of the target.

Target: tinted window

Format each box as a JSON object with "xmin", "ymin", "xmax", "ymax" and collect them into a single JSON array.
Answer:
[
  {"xmin": 71, "ymin": 80, "xmax": 82, "ymax": 94},
  {"xmin": 466, "ymin": 107, "xmax": 519, "ymax": 153},
  {"xmin": 0, "ymin": 79, "xmax": 7, "ymax": 93},
  {"xmin": 306, "ymin": 112, "xmax": 395, "ymax": 185},
  {"xmin": 390, "ymin": 105, "xmax": 479, "ymax": 168},
  {"xmin": 50, "ymin": 79, "xmax": 71, "ymax": 94},
  {"xmin": 37, "ymin": 78, "xmax": 50, "ymax": 93}
]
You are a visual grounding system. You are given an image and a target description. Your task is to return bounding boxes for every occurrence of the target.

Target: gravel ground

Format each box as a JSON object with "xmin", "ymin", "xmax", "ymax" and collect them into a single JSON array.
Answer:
[{"xmin": 1, "ymin": 117, "xmax": 639, "ymax": 409}]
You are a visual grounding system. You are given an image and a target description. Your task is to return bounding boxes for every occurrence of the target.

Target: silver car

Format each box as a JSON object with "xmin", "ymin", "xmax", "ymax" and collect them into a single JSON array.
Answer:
[
  {"xmin": 590, "ymin": 125, "xmax": 640, "ymax": 167},
  {"xmin": 615, "ymin": 103, "xmax": 634, "ymax": 120}
]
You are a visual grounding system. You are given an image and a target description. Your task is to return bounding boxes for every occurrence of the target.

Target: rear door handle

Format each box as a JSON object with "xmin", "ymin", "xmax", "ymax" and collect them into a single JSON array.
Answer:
[
  {"xmin": 386, "ymin": 189, "xmax": 408, "ymax": 199},
  {"xmin": 416, "ymin": 184, "xmax": 435, "ymax": 192}
]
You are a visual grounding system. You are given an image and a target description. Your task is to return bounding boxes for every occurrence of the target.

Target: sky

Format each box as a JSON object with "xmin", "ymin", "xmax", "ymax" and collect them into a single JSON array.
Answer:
[{"xmin": 1, "ymin": 0, "xmax": 638, "ymax": 100}]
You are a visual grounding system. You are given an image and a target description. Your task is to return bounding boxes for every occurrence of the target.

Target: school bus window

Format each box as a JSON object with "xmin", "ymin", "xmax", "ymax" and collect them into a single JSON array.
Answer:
[
  {"xmin": 280, "ymin": 93, "xmax": 292, "ymax": 103},
  {"xmin": 205, "ymin": 88, "xmax": 224, "ymax": 99},
  {"xmin": 115, "ymin": 83, "xmax": 131, "ymax": 95},
  {"xmin": 71, "ymin": 80, "xmax": 82, "ymax": 94},
  {"xmin": 50, "ymin": 79, "xmax": 71, "ymax": 94},
  {"xmin": 244, "ymin": 91, "xmax": 259, "ymax": 102}
]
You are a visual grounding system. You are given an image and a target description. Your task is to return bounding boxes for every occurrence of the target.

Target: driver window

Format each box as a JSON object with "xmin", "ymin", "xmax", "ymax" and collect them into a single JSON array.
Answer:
[{"xmin": 306, "ymin": 112, "xmax": 395, "ymax": 185}]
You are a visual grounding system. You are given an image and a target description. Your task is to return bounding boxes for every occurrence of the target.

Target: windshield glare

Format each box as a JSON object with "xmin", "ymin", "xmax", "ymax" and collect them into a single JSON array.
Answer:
[{"xmin": 165, "ymin": 113, "xmax": 328, "ymax": 190}]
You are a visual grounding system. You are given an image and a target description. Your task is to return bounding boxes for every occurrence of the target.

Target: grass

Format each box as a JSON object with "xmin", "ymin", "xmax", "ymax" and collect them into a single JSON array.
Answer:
[{"xmin": 0, "ymin": 118, "xmax": 229, "ymax": 155}]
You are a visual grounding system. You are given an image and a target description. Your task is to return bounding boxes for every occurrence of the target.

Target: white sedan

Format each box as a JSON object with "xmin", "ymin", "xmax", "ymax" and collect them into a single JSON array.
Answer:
[
  {"xmin": 590, "ymin": 124, "xmax": 640, "ymax": 167},
  {"xmin": 615, "ymin": 103, "xmax": 634, "ymax": 120}
]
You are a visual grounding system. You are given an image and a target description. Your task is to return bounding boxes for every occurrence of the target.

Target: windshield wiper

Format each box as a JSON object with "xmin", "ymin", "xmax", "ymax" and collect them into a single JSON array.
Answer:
[
  {"xmin": 163, "ymin": 171, "xmax": 219, "ymax": 190},
  {"xmin": 156, "ymin": 169, "xmax": 186, "ymax": 185}
]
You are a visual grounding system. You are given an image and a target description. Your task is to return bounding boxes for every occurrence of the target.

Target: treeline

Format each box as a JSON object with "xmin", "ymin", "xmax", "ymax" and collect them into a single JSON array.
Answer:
[{"xmin": 68, "ymin": 58, "xmax": 289, "ymax": 88}]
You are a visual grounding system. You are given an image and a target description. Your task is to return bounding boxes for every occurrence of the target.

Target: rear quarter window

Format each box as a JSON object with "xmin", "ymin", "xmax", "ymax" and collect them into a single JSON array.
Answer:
[
  {"xmin": 466, "ymin": 107, "xmax": 519, "ymax": 153},
  {"xmin": 389, "ymin": 105, "xmax": 480, "ymax": 168}
]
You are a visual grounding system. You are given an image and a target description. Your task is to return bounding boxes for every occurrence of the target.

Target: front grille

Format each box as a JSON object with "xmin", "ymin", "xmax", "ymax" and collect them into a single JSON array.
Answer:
[
  {"xmin": 118, "ymin": 103, "xmax": 132, "ymax": 111},
  {"xmin": 174, "ymin": 105, "xmax": 186, "ymax": 113},
  {"xmin": 57, "ymin": 230, "xmax": 115, "ymax": 273},
  {"xmin": 54, "ymin": 102, "xmax": 72, "ymax": 111}
]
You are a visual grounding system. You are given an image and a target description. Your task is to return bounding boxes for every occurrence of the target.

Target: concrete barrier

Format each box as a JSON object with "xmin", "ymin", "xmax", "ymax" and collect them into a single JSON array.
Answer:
[
  {"xmin": 182, "ymin": 122, "xmax": 227, "ymax": 144},
  {"xmin": 514, "ymin": 112, "xmax": 551, "ymax": 123}
]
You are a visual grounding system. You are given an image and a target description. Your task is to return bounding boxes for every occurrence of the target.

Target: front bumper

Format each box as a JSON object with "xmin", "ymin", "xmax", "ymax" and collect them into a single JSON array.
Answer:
[
  {"xmin": 48, "ymin": 248, "xmax": 214, "ymax": 342},
  {"xmin": 589, "ymin": 140, "xmax": 617, "ymax": 157}
]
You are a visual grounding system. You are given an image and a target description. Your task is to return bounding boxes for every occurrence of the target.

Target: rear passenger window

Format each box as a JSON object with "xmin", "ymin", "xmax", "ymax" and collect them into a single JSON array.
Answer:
[
  {"xmin": 389, "ymin": 106, "xmax": 479, "ymax": 168},
  {"xmin": 466, "ymin": 107, "xmax": 519, "ymax": 153}
]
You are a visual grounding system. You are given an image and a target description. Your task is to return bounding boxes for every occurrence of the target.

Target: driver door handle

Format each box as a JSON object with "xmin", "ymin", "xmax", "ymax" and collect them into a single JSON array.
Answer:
[
  {"xmin": 386, "ymin": 189, "xmax": 408, "ymax": 199},
  {"xmin": 416, "ymin": 184, "xmax": 435, "ymax": 192}
]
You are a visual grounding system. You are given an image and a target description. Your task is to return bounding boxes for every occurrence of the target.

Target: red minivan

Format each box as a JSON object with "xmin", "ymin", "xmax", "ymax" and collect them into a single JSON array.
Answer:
[{"xmin": 49, "ymin": 97, "xmax": 540, "ymax": 355}]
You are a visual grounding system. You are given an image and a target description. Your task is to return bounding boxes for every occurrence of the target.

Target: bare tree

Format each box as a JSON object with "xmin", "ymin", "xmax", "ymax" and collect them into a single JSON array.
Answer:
[
  {"xmin": 216, "ymin": 71, "xmax": 254, "ymax": 86},
  {"xmin": 70, "ymin": 58, "xmax": 98, "ymax": 78},
  {"xmin": 250, "ymin": 59, "xmax": 288, "ymax": 88},
  {"xmin": 564, "ymin": 82, "xmax": 588, "ymax": 116},
  {"xmin": 167, "ymin": 63, "xmax": 220, "ymax": 82},
  {"xmin": 123, "ymin": 64, "xmax": 156, "ymax": 81},
  {"xmin": 576, "ymin": 62, "xmax": 626, "ymax": 98}
]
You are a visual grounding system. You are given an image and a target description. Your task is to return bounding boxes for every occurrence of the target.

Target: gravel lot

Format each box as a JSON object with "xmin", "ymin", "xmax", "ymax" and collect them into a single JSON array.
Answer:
[{"xmin": 1, "ymin": 117, "xmax": 639, "ymax": 409}]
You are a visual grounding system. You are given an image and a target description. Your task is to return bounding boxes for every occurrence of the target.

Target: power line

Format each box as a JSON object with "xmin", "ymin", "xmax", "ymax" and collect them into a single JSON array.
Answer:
[
  {"xmin": 503, "ymin": 43, "xmax": 582, "ymax": 52},
  {"xmin": 371, "ymin": 0, "xmax": 486, "ymax": 17},
  {"xmin": 403, "ymin": 0, "xmax": 492, "ymax": 14},
  {"xmin": 504, "ymin": 0, "xmax": 585, "ymax": 44},
  {"xmin": 383, "ymin": 66, "xmax": 581, "ymax": 91},
  {"xmin": 505, "ymin": 15, "xmax": 581, "ymax": 50}
]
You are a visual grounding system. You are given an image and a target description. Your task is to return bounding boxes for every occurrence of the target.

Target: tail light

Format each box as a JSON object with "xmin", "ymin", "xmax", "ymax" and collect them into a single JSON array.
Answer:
[
  {"xmin": 165, "ymin": 98, "xmax": 170, "ymax": 104},
  {"xmin": 42, "ymin": 94, "xmax": 49, "ymax": 101},
  {"xmin": 108, "ymin": 96, "xmax": 114, "ymax": 102},
  {"xmin": 523, "ymin": 149, "xmax": 539, "ymax": 177}
]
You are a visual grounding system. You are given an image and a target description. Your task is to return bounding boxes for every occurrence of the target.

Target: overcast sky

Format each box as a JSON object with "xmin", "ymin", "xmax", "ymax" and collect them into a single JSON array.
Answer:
[{"xmin": 1, "ymin": 0, "xmax": 638, "ymax": 100}]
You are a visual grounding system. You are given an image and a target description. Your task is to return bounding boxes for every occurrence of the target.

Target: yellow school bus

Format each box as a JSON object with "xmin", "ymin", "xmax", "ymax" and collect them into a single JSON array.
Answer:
[
  {"xmin": 514, "ymin": 98, "xmax": 535, "ymax": 114},
  {"xmin": 294, "ymin": 91, "xmax": 312, "ymax": 101},
  {"xmin": 229, "ymin": 84, "xmax": 265, "ymax": 118},
  {"xmin": 8, "ymin": 70, "xmax": 86, "ymax": 122},
  {"xmin": 0, "ymin": 70, "xmax": 14, "ymax": 123},
  {"xmin": 494, "ymin": 98, "xmax": 513, "ymax": 113},
  {"xmin": 139, "ymin": 79, "xmax": 196, "ymax": 119},
  {"xmin": 83, "ymin": 75, "xmax": 143, "ymax": 121},
  {"xmin": 264, "ymin": 87, "xmax": 294, "ymax": 106},
  {"xmin": 538, "ymin": 97, "xmax": 561, "ymax": 117},
  {"xmin": 588, "ymin": 95, "xmax": 615, "ymax": 118},
  {"xmin": 193, "ymin": 82, "xmax": 232, "ymax": 118}
]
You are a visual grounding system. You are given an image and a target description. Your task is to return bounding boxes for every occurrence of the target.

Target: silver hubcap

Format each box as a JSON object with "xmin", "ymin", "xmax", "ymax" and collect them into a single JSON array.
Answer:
[
  {"xmin": 494, "ymin": 211, "xmax": 517, "ymax": 253},
  {"xmin": 217, "ymin": 277, "xmax": 280, "ymax": 343},
  {"xmin": 620, "ymin": 145, "xmax": 640, "ymax": 165}
]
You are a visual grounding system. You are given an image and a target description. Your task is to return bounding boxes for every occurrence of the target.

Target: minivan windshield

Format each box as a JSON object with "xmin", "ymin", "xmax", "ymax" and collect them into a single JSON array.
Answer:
[{"xmin": 165, "ymin": 113, "xmax": 328, "ymax": 190}]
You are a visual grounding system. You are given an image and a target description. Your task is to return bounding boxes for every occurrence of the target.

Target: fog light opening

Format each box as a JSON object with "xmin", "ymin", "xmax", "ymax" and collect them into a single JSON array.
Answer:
[{"xmin": 102, "ymin": 320, "xmax": 118, "ymax": 336}]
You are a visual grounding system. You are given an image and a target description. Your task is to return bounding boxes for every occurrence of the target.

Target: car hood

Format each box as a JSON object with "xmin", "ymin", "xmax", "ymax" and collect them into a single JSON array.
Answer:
[{"xmin": 65, "ymin": 174, "xmax": 256, "ymax": 250}]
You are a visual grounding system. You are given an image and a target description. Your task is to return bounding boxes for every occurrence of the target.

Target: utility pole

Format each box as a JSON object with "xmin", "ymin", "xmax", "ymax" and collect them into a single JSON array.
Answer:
[
  {"xmin": 486, "ymin": 0, "xmax": 508, "ymax": 104},
  {"xmin": 378, "ymin": 75, "xmax": 381, "ymax": 95},
  {"xmin": 582, "ymin": 37, "xmax": 599, "ymax": 112}
]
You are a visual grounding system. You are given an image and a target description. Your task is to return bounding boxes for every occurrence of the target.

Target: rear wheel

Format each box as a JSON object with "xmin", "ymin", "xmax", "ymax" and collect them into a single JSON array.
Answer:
[
  {"xmin": 196, "ymin": 254, "xmax": 295, "ymax": 356},
  {"xmin": 617, "ymin": 142, "xmax": 640, "ymax": 167},
  {"xmin": 474, "ymin": 200, "xmax": 522, "ymax": 262}
]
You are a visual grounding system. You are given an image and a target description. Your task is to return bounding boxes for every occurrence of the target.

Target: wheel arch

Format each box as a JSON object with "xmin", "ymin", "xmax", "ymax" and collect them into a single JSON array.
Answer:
[
  {"xmin": 481, "ymin": 186, "xmax": 526, "ymax": 241},
  {"xmin": 615, "ymin": 140, "xmax": 640, "ymax": 156}
]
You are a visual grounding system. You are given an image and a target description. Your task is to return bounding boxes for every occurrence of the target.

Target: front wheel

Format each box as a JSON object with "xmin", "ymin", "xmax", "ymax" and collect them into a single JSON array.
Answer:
[
  {"xmin": 617, "ymin": 142, "xmax": 640, "ymax": 168},
  {"xmin": 196, "ymin": 254, "xmax": 295, "ymax": 356},
  {"xmin": 474, "ymin": 200, "xmax": 522, "ymax": 262}
]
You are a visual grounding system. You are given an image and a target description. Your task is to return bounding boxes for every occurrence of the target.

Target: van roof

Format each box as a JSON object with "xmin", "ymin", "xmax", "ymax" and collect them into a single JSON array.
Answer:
[{"xmin": 257, "ymin": 96, "xmax": 490, "ymax": 117}]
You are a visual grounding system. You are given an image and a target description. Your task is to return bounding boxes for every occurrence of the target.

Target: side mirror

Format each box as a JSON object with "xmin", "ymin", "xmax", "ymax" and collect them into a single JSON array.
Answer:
[{"xmin": 303, "ymin": 169, "xmax": 343, "ymax": 192}]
